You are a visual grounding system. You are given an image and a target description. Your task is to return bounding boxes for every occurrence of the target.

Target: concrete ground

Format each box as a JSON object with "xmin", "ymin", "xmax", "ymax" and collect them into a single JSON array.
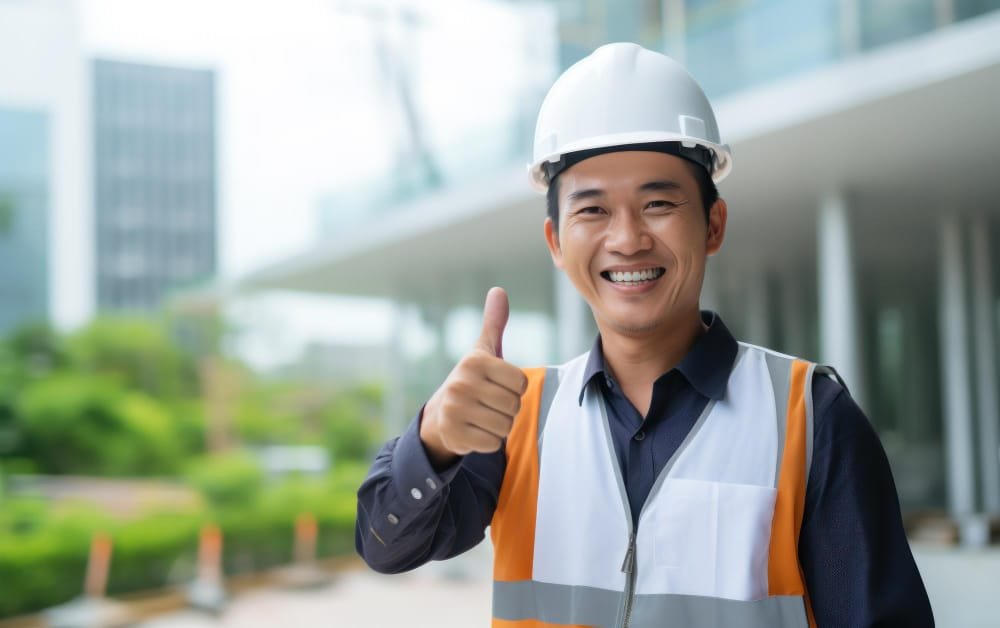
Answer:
[
  {"xmin": 140, "ymin": 544, "xmax": 494, "ymax": 628},
  {"xmin": 140, "ymin": 570, "xmax": 491, "ymax": 628},
  {"xmin": 140, "ymin": 543, "xmax": 998, "ymax": 628}
]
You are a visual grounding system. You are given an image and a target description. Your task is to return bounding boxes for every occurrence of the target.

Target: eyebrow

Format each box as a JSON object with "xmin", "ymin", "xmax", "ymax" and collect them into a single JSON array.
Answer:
[
  {"xmin": 638, "ymin": 180, "xmax": 683, "ymax": 193},
  {"xmin": 565, "ymin": 179, "xmax": 684, "ymax": 204}
]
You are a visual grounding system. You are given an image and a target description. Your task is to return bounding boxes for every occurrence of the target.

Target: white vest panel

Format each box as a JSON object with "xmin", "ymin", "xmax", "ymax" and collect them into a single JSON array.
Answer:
[{"xmin": 532, "ymin": 344, "xmax": 784, "ymax": 601}]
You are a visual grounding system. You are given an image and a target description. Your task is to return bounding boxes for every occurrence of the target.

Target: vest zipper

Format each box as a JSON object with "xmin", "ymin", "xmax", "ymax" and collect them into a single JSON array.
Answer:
[{"xmin": 619, "ymin": 531, "xmax": 637, "ymax": 628}]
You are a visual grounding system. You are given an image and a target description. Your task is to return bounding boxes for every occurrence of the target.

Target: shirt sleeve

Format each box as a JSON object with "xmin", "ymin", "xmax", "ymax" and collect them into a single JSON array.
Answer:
[
  {"xmin": 800, "ymin": 376, "xmax": 935, "ymax": 627},
  {"xmin": 354, "ymin": 408, "xmax": 506, "ymax": 574}
]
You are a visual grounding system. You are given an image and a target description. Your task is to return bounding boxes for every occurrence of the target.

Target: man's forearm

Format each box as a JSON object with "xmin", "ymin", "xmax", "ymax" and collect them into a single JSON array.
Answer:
[{"xmin": 355, "ymin": 414, "xmax": 505, "ymax": 573}]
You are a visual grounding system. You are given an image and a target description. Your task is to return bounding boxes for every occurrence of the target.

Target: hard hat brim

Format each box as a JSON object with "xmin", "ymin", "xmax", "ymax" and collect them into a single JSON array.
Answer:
[{"xmin": 528, "ymin": 131, "xmax": 733, "ymax": 193}]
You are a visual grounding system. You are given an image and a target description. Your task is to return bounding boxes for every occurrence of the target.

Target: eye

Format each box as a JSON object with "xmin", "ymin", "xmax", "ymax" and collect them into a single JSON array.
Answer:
[
  {"xmin": 645, "ymin": 200, "xmax": 677, "ymax": 210},
  {"xmin": 575, "ymin": 206, "xmax": 606, "ymax": 215}
]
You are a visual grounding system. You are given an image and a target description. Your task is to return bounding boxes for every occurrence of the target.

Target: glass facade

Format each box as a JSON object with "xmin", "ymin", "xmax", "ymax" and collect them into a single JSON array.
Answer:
[
  {"xmin": 93, "ymin": 59, "xmax": 217, "ymax": 312},
  {"xmin": 556, "ymin": 0, "xmax": 1000, "ymax": 99},
  {"xmin": 0, "ymin": 107, "xmax": 50, "ymax": 333}
]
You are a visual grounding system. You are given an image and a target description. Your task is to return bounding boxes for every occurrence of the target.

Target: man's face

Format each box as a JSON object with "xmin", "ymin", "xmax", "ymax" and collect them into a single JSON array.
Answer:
[{"xmin": 543, "ymin": 151, "xmax": 727, "ymax": 337}]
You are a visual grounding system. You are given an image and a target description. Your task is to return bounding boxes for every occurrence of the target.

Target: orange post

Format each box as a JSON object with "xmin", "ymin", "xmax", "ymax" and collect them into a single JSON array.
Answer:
[
  {"xmin": 198, "ymin": 524, "xmax": 223, "ymax": 584},
  {"xmin": 294, "ymin": 513, "xmax": 317, "ymax": 565},
  {"xmin": 84, "ymin": 532, "xmax": 113, "ymax": 598}
]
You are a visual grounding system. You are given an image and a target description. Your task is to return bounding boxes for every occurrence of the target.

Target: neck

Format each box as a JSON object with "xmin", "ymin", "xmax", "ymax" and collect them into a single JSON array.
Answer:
[{"xmin": 598, "ymin": 308, "xmax": 705, "ymax": 395}]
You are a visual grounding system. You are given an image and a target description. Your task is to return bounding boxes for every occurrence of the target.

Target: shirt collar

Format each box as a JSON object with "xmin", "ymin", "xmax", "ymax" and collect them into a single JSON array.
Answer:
[{"xmin": 578, "ymin": 311, "xmax": 738, "ymax": 405}]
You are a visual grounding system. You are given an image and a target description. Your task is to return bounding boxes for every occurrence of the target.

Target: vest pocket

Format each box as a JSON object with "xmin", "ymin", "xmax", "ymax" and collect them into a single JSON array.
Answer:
[{"xmin": 649, "ymin": 478, "xmax": 777, "ymax": 601}]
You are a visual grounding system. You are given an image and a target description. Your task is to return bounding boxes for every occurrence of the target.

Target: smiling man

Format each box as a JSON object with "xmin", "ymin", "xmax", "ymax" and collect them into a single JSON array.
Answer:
[{"xmin": 356, "ymin": 43, "xmax": 934, "ymax": 627}]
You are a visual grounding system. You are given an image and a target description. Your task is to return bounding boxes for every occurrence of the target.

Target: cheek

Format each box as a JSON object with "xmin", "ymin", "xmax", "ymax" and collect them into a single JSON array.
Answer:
[{"xmin": 561, "ymin": 225, "xmax": 598, "ymax": 261}]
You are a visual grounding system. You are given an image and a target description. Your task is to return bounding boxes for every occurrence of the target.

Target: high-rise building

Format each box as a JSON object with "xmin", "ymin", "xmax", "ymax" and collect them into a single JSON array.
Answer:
[
  {"xmin": 0, "ymin": 108, "xmax": 49, "ymax": 334},
  {"xmin": 93, "ymin": 59, "xmax": 216, "ymax": 312},
  {"xmin": 0, "ymin": 0, "xmax": 90, "ymax": 331}
]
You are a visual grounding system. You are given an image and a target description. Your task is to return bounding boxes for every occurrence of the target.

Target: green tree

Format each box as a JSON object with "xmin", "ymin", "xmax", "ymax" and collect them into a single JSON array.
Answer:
[
  {"xmin": 185, "ymin": 451, "xmax": 264, "ymax": 508},
  {"xmin": 0, "ymin": 193, "xmax": 14, "ymax": 236},
  {"xmin": 1, "ymin": 321, "xmax": 70, "ymax": 381},
  {"xmin": 67, "ymin": 317, "xmax": 199, "ymax": 400},
  {"xmin": 16, "ymin": 374, "xmax": 185, "ymax": 475},
  {"xmin": 321, "ymin": 382, "xmax": 382, "ymax": 462}
]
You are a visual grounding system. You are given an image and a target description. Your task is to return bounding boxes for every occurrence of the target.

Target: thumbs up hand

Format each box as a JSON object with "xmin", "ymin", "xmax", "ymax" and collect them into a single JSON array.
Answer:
[{"xmin": 420, "ymin": 287, "xmax": 529, "ymax": 467}]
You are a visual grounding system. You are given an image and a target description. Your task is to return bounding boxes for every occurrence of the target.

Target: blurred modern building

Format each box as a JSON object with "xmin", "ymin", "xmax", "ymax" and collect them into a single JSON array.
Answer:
[
  {"xmin": 244, "ymin": 1, "xmax": 1000, "ymax": 533},
  {"xmin": 271, "ymin": 341, "xmax": 394, "ymax": 384},
  {"xmin": 93, "ymin": 59, "xmax": 218, "ymax": 312},
  {"xmin": 0, "ymin": 108, "xmax": 50, "ymax": 334},
  {"xmin": 0, "ymin": 0, "xmax": 91, "ymax": 331}
]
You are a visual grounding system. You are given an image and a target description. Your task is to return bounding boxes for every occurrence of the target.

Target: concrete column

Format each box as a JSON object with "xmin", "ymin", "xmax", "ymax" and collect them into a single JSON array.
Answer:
[
  {"xmin": 935, "ymin": 0, "xmax": 955, "ymax": 27},
  {"xmin": 700, "ymin": 260, "xmax": 722, "ymax": 314},
  {"xmin": 838, "ymin": 0, "xmax": 861, "ymax": 55},
  {"xmin": 554, "ymin": 268, "xmax": 589, "ymax": 362},
  {"xmin": 818, "ymin": 192, "xmax": 866, "ymax": 409},
  {"xmin": 427, "ymin": 304, "xmax": 450, "ymax": 383},
  {"xmin": 745, "ymin": 268, "xmax": 770, "ymax": 347},
  {"xmin": 970, "ymin": 218, "xmax": 1000, "ymax": 513},
  {"xmin": 385, "ymin": 300, "xmax": 409, "ymax": 439},
  {"xmin": 939, "ymin": 215, "xmax": 977, "ymax": 519},
  {"xmin": 780, "ymin": 269, "xmax": 808, "ymax": 357},
  {"xmin": 661, "ymin": 0, "xmax": 686, "ymax": 63}
]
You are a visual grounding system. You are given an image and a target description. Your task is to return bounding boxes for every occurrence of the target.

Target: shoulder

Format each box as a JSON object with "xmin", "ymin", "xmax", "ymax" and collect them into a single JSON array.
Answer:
[
  {"xmin": 734, "ymin": 343, "xmax": 874, "ymax": 444},
  {"xmin": 809, "ymin": 370, "xmax": 879, "ymax": 450}
]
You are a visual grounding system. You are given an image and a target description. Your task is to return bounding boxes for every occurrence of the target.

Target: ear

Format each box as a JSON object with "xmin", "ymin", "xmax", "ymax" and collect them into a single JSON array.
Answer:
[
  {"xmin": 706, "ymin": 197, "xmax": 728, "ymax": 256},
  {"xmin": 544, "ymin": 217, "xmax": 564, "ymax": 269}
]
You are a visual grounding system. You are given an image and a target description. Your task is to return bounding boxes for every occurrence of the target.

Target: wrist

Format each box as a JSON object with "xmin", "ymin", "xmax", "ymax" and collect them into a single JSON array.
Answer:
[{"xmin": 418, "ymin": 401, "xmax": 460, "ymax": 470}]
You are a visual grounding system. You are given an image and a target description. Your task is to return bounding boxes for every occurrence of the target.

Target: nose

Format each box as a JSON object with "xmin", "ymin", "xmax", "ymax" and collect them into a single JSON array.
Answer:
[{"xmin": 604, "ymin": 211, "xmax": 652, "ymax": 256}]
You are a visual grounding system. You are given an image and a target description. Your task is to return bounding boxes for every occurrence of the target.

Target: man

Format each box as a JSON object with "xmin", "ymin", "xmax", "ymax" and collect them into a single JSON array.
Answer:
[{"xmin": 356, "ymin": 43, "xmax": 934, "ymax": 627}]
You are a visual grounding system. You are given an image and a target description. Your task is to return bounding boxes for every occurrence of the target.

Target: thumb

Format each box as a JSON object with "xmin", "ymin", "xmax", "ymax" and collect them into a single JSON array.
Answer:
[{"xmin": 476, "ymin": 287, "xmax": 509, "ymax": 358}]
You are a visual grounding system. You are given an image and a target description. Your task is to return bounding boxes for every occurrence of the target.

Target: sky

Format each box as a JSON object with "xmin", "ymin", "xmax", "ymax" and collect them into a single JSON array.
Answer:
[{"xmin": 77, "ymin": 0, "xmax": 556, "ymax": 368}]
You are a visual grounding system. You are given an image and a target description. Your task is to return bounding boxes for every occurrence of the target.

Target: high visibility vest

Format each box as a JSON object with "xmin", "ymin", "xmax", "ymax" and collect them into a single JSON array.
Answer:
[{"xmin": 490, "ymin": 343, "xmax": 833, "ymax": 628}]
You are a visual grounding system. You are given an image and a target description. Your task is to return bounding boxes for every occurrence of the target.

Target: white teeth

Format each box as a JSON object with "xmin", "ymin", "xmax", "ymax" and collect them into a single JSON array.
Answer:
[{"xmin": 608, "ymin": 268, "xmax": 662, "ymax": 284}]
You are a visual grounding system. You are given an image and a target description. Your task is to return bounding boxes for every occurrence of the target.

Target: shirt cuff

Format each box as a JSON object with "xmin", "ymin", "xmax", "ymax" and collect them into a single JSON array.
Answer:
[{"xmin": 389, "ymin": 409, "xmax": 463, "ymax": 508}]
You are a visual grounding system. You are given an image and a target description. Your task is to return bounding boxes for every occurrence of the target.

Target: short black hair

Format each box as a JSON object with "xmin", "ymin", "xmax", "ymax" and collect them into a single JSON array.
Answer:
[{"xmin": 546, "ymin": 158, "xmax": 718, "ymax": 233}]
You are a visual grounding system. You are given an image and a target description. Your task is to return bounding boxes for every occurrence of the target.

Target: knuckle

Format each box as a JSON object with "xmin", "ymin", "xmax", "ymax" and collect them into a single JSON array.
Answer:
[
  {"xmin": 463, "ymin": 353, "xmax": 486, "ymax": 370},
  {"xmin": 449, "ymin": 380, "xmax": 471, "ymax": 398},
  {"xmin": 440, "ymin": 398, "xmax": 463, "ymax": 420},
  {"xmin": 510, "ymin": 396, "xmax": 522, "ymax": 416},
  {"xmin": 473, "ymin": 436, "xmax": 501, "ymax": 454}
]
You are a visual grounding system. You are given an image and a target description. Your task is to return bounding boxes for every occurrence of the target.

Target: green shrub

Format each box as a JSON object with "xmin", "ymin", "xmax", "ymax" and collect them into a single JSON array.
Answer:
[
  {"xmin": 0, "ymin": 467, "xmax": 364, "ymax": 618},
  {"xmin": 14, "ymin": 376, "xmax": 188, "ymax": 476},
  {"xmin": 185, "ymin": 452, "xmax": 264, "ymax": 509}
]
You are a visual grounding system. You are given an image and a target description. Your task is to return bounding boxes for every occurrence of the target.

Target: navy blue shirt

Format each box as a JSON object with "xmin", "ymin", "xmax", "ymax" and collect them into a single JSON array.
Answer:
[{"xmin": 356, "ymin": 313, "xmax": 934, "ymax": 627}]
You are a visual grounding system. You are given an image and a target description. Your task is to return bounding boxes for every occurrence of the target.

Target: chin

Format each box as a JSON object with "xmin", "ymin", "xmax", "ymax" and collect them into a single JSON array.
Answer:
[{"xmin": 607, "ymin": 318, "xmax": 663, "ymax": 335}]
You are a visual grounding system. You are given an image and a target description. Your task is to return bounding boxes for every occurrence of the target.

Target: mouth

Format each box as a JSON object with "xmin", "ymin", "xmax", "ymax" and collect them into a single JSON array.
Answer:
[{"xmin": 600, "ymin": 267, "xmax": 665, "ymax": 286}]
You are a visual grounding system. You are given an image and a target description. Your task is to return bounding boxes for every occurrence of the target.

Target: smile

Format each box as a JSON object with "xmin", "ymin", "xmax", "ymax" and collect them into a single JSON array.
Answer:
[{"xmin": 601, "ymin": 267, "xmax": 665, "ymax": 285}]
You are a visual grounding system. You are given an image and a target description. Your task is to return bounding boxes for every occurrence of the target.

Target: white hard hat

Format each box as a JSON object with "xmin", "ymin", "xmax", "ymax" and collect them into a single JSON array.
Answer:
[{"xmin": 529, "ymin": 42, "xmax": 733, "ymax": 192}]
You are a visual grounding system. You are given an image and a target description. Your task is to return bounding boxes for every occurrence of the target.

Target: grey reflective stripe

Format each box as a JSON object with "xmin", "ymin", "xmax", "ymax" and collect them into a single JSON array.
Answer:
[
  {"xmin": 641, "ymin": 347, "xmax": 746, "ymax": 521},
  {"xmin": 596, "ymin": 389, "xmax": 634, "ymax": 530},
  {"xmin": 644, "ymin": 396, "xmax": 718, "ymax": 511},
  {"xmin": 493, "ymin": 580, "xmax": 808, "ymax": 628},
  {"xmin": 536, "ymin": 367, "xmax": 560, "ymax": 457},
  {"xmin": 493, "ymin": 580, "xmax": 623, "ymax": 628},
  {"xmin": 815, "ymin": 364, "xmax": 848, "ymax": 392},
  {"xmin": 630, "ymin": 591, "xmax": 809, "ymax": 628},
  {"xmin": 803, "ymin": 363, "xmax": 817, "ymax": 481},
  {"xmin": 763, "ymin": 352, "xmax": 793, "ymax": 490}
]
